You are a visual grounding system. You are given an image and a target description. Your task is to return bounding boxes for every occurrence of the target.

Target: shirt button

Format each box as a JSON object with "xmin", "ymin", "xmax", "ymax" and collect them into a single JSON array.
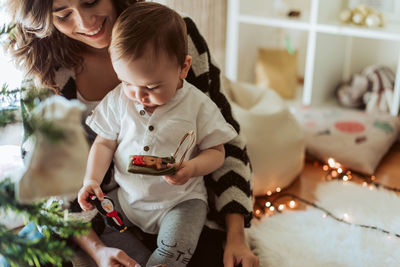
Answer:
[
  {"xmin": 144, "ymin": 146, "xmax": 150, "ymax": 151},
  {"xmin": 148, "ymin": 125, "xmax": 154, "ymax": 131},
  {"xmin": 139, "ymin": 110, "xmax": 146, "ymax": 116}
]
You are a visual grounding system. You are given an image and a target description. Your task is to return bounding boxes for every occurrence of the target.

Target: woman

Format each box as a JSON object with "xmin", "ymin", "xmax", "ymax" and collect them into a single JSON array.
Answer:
[{"xmin": 6, "ymin": 0, "xmax": 259, "ymax": 266}]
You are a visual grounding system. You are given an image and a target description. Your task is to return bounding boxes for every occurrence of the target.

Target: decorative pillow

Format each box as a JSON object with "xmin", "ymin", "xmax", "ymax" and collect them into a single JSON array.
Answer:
[
  {"xmin": 223, "ymin": 77, "xmax": 305, "ymax": 195},
  {"xmin": 292, "ymin": 106, "xmax": 400, "ymax": 174}
]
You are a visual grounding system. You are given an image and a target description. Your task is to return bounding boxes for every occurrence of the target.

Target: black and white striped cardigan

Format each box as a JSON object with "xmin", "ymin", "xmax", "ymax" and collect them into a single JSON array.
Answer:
[{"xmin": 50, "ymin": 17, "xmax": 253, "ymax": 231}]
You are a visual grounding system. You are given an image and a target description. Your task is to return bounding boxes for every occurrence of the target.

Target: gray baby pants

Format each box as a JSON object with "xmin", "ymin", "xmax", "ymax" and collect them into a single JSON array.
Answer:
[{"xmin": 107, "ymin": 189, "xmax": 207, "ymax": 267}]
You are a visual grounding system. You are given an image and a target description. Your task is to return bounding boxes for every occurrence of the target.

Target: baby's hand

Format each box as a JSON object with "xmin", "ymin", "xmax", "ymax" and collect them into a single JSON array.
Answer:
[
  {"xmin": 163, "ymin": 161, "xmax": 195, "ymax": 185},
  {"xmin": 78, "ymin": 179, "xmax": 104, "ymax": 211}
]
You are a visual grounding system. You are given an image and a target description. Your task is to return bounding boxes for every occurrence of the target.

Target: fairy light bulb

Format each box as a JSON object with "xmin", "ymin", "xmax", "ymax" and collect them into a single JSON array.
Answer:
[
  {"xmin": 267, "ymin": 191, "xmax": 272, "ymax": 196},
  {"xmin": 255, "ymin": 209, "xmax": 261, "ymax": 215},
  {"xmin": 265, "ymin": 201, "xmax": 271, "ymax": 207},
  {"xmin": 343, "ymin": 175, "xmax": 349, "ymax": 181},
  {"xmin": 332, "ymin": 170, "xmax": 338, "ymax": 177},
  {"xmin": 343, "ymin": 213, "xmax": 349, "ymax": 221},
  {"xmin": 338, "ymin": 168, "xmax": 343, "ymax": 174},
  {"xmin": 276, "ymin": 187, "xmax": 281, "ymax": 193},
  {"xmin": 323, "ymin": 165, "xmax": 329, "ymax": 171},
  {"xmin": 289, "ymin": 200, "xmax": 295, "ymax": 208},
  {"xmin": 278, "ymin": 204, "xmax": 285, "ymax": 211},
  {"xmin": 269, "ymin": 206, "xmax": 275, "ymax": 211},
  {"xmin": 328, "ymin": 158, "xmax": 335, "ymax": 168},
  {"xmin": 369, "ymin": 185, "xmax": 374, "ymax": 191}
]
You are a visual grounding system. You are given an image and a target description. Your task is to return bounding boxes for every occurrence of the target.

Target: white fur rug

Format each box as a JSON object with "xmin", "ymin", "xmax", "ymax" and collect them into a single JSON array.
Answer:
[{"xmin": 246, "ymin": 182, "xmax": 400, "ymax": 267}]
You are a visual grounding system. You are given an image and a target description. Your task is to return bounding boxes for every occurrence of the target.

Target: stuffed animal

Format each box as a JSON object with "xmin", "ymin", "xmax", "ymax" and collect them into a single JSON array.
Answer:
[
  {"xmin": 88, "ymin": 194, "xmax": 127, "ymax": 233},
  {"xmin": 336, "ymin": 65, "xmax": 395, "ymax": 114},
  {"xmin": 339, "ymin": 5, "xmax": 384, "ymax": 28}
]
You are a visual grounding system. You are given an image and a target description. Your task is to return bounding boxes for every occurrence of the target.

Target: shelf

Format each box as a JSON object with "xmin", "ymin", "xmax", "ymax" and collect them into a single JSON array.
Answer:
[
  {"xmin": 238, "ymin": 0, "xmax": 311, "ymax": 24},
  {"xmin": 237, "ymin": 15, "xmax": 400, "ymax": 41},
  {"xmin": 316, "ymin": 22, "xmax": 400, "ymax": 41},
  {"xmin": 226, "ymin": 0, "xmax": 400, "ymax": 115},
  {"xmin": 238, "ymin": 15, "xmax": 310, "ymax": 31}
]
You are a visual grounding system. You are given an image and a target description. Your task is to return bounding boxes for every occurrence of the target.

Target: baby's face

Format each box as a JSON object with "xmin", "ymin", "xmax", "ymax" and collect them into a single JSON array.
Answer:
[{"xmin": 112, "ymin": 49, "xmax": 190, "ymax": 109}]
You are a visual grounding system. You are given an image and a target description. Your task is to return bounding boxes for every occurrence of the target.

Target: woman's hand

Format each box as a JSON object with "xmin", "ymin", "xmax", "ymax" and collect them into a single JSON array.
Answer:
[
  {"xmin": 224, "ymin": 214, "xmax": 259, "ymax": 267},
  {"xmin": 96, "ymin": 246, "xmax": 140, "ymax": 267},
  {"xmin": 74, "ymin": 229, "xmax": 141, "ymax": 267},
  {"xmin": 163, "ymin": 161, "xmax": 195, "ymax": 185},
  {"xmin": 223, "ymin": 236, "xmax": 259, "ymax": 267}
]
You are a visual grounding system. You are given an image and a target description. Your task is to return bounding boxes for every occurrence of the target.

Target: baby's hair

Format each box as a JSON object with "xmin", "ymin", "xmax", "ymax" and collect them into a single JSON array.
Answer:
[{"xmin": 110, "ymin": 2, "xmax": 187, "ymax": 66}]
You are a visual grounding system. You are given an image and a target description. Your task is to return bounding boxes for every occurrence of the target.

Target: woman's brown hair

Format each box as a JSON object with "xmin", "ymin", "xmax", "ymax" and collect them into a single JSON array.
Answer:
[
  {"xmin": 5, "ymin": 0, "xmax": 141, "ymax": 91},
  {"xmin": 110, "ymin": 2, "xmax": 187, "ymax": 67}
]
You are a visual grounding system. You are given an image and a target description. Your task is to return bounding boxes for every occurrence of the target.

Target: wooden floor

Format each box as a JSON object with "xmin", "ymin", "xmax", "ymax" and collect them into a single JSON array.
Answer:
[{"xmin": 254, "ymin": 142, "xmax": 400, "ymax": 216}]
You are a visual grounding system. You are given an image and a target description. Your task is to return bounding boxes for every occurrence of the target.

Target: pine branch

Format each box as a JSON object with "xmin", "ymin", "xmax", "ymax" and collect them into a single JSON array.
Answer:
[
  {"xmin": 0, "ymin": 83, "xmax": 65, "ymax": 143},
  {"xmin": 0, "ymin": 178, "xmax": 91, "ymax": 266},
  {"xmin": 0, "ymin": 23, "xmax": 16, "ymax": 41},
  {"xmin": 17, "ymin": 81, "xmax": 68, "ymax": 143},
  {"xmin": 20, "ymin": 81, "xmax": 54, "ymax": 112},
  {"xmin": 0, "ymin": 109, "xmax": 16, "ymax": 127},
  {"xmin": 29, "ymin": 116, "xmax": 67, "ymax": 144},
  {"xmin": 0, "ymin": 84, "xmax": 20, "ymax": 105},
  {"xmin": 0, "ymin": 82, "xmax": 87, "ymax": 265},
  {"xmin": 0, "ymin": 84, "xmax": 20, "ymax": 127},
  {"xmin": 0, "ymin": 24, "xmax": 13, "ymax": 36}
]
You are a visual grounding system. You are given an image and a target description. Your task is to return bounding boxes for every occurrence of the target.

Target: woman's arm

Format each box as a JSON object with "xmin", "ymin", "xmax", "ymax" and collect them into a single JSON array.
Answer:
[
  {"xmin": 183, "ymin": 15, "xmax": 257, "ymax": 267},
  {"xmin": 184, "ymin": 16, "xmax": 253, "ymax": 227},
  {"xmin": 224, "ymin": 214, "xmax": 259, "ymax": 267},
  {"xmin": 73, "ymin": 229, "xmax": 139, "ymax": 267}
]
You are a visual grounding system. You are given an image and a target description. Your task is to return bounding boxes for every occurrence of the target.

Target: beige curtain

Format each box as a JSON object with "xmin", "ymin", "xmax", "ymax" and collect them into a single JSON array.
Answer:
[{"xmin": 165, "ymin": 0, "xmax": 227, "ymax": 71}]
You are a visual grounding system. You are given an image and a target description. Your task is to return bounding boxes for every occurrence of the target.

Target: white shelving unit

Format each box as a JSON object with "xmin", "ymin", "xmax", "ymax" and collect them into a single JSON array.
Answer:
[{"xmin": 226, "ymin": 0, "xmax": 400, "ymax": 115}]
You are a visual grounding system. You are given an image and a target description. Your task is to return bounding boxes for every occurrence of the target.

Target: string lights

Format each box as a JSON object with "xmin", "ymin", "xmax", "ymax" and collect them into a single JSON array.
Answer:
[
  {"xmin": 322, "ymin": 157, "xmax": 400, "ymax": 192},
  {"xmin": 254, "ymin": 157, "xmax": 400, "ymax": 239}
]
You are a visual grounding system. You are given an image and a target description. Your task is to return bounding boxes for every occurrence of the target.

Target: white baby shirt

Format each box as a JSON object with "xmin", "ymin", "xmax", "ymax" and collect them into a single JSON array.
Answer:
[{"xmin": 86, "ymin": 80, "xmax": 237, "ymax": 233}]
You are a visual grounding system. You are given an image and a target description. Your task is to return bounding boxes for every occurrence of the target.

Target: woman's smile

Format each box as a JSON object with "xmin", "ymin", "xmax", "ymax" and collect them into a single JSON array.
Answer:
[{"xmin": 78, "ymin": 18, "xmax": 106, "ymax": 39}]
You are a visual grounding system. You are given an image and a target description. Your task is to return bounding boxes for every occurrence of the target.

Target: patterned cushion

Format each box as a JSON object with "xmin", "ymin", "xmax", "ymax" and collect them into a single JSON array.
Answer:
[{"xmin": 293, "ymin": 107, "xmax": 400, "ymax": 174}]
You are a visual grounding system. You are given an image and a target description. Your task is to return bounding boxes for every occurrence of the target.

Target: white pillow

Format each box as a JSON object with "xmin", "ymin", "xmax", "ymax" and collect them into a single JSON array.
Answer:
[
  {"xmin": 292, "ymin": 106, "xmax": 400, "ymax": 174},
  {"xmin": 223, "ymin": 78, "xmax": 305, "ymax": 195}
]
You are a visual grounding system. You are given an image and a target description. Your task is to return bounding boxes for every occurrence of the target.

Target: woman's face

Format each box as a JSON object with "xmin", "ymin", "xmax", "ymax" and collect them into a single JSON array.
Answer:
[{"xmin": 52, "ymin": 0, "xmax": 117, "ymax": 49}]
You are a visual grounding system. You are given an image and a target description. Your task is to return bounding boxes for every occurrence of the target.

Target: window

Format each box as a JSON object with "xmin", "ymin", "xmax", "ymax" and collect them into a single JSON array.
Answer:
[{"xmin": 0, "ymin": 0, "xmax": 23, "ymax": 108}]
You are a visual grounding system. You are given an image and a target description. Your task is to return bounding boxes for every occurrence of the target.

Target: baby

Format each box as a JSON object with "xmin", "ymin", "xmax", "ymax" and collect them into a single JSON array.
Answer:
[{"xmin": 78, "ymin": 2, "xmax": 237, "ymax": 267}]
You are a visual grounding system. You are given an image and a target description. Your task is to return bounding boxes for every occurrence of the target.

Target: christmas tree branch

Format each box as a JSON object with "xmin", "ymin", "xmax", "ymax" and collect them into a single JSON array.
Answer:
[
  {"xmin": 0, "ymin": 81, "xmax": 89, "ymax": 266},
  {"xmin": 0, "ymin": 22, "xmax": 15, "ymax": 41},
  {"xmin": 0, "ymin": 178, "xmax": 90, "ymax": 266},
  {"xmin": 0, "ymin": 84, "xmax": 19, "ymax": 127}
]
